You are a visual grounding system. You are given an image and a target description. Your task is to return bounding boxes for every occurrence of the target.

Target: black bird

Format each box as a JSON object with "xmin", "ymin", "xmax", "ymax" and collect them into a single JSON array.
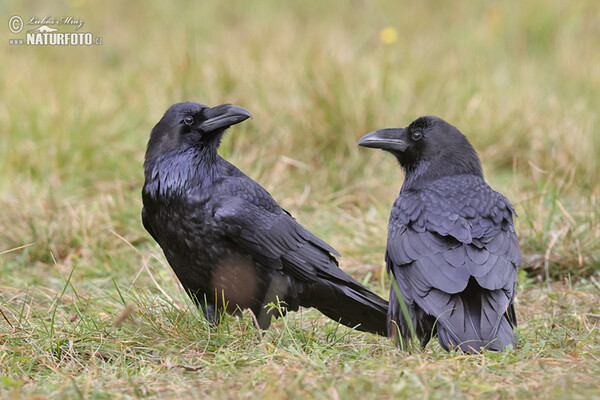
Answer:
[
  {"xmin": 142, "ymin": 102, "xmax": 388, "ymax": 335},
  {"xmin": 358, "ymin": 116, "xmax": 520, "ymax": 352}
]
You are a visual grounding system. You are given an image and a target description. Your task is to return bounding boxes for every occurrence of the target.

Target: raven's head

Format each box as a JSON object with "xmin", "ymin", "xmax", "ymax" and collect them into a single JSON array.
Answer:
[
  {"xmin": 145, "ymin": 102, "xmax": 252, "ymax": 168},
  {"xmin": 358, "ymin": 116, "xmax": 483, "ymax": 187}
]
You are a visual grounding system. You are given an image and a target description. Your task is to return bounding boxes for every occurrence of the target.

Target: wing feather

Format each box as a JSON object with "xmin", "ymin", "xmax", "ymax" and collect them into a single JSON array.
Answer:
[{"xmin": 386, "ymin": 175, "xmax": 520, "ymax": 350}]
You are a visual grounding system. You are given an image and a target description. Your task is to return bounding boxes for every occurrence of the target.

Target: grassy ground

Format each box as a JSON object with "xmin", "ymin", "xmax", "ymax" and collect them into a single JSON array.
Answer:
[{"xmin": 1, "ymin": 0, "xmax": 599, "ymax": 398}]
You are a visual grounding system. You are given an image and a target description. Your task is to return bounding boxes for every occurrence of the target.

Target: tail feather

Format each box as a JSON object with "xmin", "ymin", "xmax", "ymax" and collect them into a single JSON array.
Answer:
[
  {"xmin": 389, "ymin": 274, "xmax": 516, "ymax": 352},
  {"xmin": 435, "ymin": 279, "xmax": 516, "ymax": 353},
  {"xmin": 494, "ymin": 313, "xmax": 517, "ymax": 350},
  {"xmin": 299, "ymin": 280, "xmax": 389, "ymax": 336},
  {"xmin": 437, "ymin": 314, "xmax": 515, "ymax": 352}
]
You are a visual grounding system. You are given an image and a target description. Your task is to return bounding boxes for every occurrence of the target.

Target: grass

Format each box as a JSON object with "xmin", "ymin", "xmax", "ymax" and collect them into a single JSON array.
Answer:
[{"xmin": 1, "ymin": 0, "xmax": 599, "ymax": 398}]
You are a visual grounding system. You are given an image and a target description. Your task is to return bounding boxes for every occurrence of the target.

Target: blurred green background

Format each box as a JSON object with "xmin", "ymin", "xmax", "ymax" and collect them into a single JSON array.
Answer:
[
  {"xmin": 2, "ymin": 0, "xmax": 598, "ymax": 280},
  {"xmin": 1, "ymin": 1, "xmax": 599, "ymax": 398}
]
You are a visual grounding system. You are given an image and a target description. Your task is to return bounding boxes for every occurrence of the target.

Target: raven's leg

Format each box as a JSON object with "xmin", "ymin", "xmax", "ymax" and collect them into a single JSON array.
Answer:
[
  {"xmin": 416, "ymin": 309, "xmax": 436, "ymax": 349},
  {"xmin": 388, "ymin": 287, "xmax": 434, "ymax": 349},
  {"xmin": 186, "ymin": 289, "xmax": 224, "ymax": 327},
  {"xmin": 200, "ymin": 301, "xmax": 218, "ymax": 325},
  {"xmin": 254, "ymin": 273, "xmax": 289, "ymax": 330},
  {"xmin": 388, "ymin": 288, "xmax": 413, "ymax": 348}
]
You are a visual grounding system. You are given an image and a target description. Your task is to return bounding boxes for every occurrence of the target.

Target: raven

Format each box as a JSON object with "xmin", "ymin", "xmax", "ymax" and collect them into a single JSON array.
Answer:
[
  {"xmin": 142, "ymin": 102, "xmax": 388, "ymax": 335},
  {"xmin": 358, "ymin": 116, "xmax": 519, "ymax": 352}
]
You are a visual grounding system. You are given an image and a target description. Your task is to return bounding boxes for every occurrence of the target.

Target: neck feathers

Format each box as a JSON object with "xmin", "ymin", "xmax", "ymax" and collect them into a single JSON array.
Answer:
[
  {"xmin": 143, "ymin": 147, "xmax": 222, "ymax": 198},
  {"xmin": 401, "ymin": 146, "xmax": 483, "ymax": 192}
]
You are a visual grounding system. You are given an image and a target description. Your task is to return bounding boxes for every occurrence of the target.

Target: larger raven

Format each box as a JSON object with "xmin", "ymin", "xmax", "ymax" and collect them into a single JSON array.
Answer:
[
  {"xmin": 142, "ymin": 102, "xmax": 388, "ymax": 335},
  {"xmin": 358, "ymin": 116, "xmax": 519, "ymax": 352}
]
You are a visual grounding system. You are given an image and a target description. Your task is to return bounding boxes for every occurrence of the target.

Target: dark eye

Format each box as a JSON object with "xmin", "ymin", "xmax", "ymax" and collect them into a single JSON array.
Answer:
[
  {"xmin": 411, "ymin": 131, "xmax": 423, "ymax": 141},
  {"xmin": 183, "ymin": 116, "xmax": 194, "ymax": 125}
]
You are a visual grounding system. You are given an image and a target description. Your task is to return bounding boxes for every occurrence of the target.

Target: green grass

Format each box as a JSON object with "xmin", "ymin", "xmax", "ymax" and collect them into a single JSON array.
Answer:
[{"xmin": 1, "ymin": 0, "xmax": 599, "ymax": 398}]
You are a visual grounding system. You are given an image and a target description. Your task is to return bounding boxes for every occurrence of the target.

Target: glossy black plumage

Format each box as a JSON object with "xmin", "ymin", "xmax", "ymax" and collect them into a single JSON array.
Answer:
[
  {"xmin": 142, "ymin": 102, "xmax": 388, "ymax": 335},
  {"xmin": 358, "ymin": 116, "xmax": 520, "ymax": 352}
]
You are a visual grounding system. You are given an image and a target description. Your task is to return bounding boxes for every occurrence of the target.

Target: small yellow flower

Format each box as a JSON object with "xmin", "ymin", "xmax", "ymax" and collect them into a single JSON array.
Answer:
[{"xmin": 380, "ymin": 27, "xmax": 398, "ymax": 44}]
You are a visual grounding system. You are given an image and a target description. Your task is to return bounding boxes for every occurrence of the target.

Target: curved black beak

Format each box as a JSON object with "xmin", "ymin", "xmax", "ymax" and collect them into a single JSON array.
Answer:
[
  {"xmin": 200, "ymin": 104, "xmax": 252, "ymax": 132},
  {"xmin": 358, "ymin": 128, "xmax": 408, "ymax": 152}
]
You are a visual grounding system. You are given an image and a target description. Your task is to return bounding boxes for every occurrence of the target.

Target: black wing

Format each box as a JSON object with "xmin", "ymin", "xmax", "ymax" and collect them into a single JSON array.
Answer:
[
  {"xmin": 207, "ymin": 174, "xmax": 388, "ymax": 334},
  {"xmin": 210, "ymin": 190, "xmax": 342, "ymax": 281}
]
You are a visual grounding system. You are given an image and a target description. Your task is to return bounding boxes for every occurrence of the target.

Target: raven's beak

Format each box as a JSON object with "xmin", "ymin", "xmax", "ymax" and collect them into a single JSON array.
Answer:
[
  {"xmin": 357, "ymin": 128, "xmax": 408, "ymax": 152},
  {"xmin": 200, "ymin": 104, "xmax": 252, "ymax": 132}
]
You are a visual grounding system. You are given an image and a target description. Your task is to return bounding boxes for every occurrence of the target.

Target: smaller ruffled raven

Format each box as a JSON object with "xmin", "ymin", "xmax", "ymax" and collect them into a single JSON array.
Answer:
[{"xmin": 358, "ymin": 116, "xmax": 520, "ymax": 352}]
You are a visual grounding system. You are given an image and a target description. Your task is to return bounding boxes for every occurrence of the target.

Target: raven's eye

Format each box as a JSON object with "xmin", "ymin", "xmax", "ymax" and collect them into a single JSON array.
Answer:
[
  {"xmin": 411, "ymin": 131, "xmax": 423, "ymax": 141},
  {"xmin": 183, "ymin": 116, "xmax": 194, "ymax": 125}
]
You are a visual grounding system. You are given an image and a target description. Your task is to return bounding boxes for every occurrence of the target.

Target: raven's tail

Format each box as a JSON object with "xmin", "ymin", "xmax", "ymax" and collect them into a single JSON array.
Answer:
[
  {"xmin": 435, "ymin": 279, "xmax": 516, "ymax": 353},
  {"xmin": 299, "ymin": 279, "xmax": 389, "ymax": 336}
]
